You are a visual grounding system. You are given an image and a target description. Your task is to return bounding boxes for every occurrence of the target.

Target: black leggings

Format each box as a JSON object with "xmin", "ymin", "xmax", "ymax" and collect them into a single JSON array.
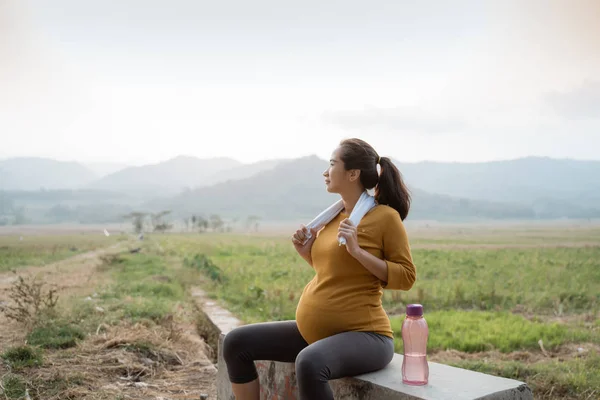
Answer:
[{"xmin": 222, "ymin": 320, "xmax": 394, "ymax": 400}]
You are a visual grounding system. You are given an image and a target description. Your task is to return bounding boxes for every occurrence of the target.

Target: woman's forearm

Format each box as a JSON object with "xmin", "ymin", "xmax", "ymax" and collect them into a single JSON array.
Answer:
[{"xmin": 350, "ymin": 248, "xmax": 388, "ymax": 282}]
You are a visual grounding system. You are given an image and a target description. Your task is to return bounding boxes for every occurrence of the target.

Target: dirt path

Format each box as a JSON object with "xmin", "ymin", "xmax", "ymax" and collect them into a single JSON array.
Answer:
[
  {"xmin": 0, "ymin": 245, "xmax": 218, "ymax": 400},
  {"xmin": 0, "ymin": 243, "xmax": 122, "ymax": 286}
]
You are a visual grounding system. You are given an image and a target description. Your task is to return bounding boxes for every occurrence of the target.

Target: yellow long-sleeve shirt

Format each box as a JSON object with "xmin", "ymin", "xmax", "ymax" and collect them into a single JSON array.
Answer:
[{"xmin": 295, "ymin": 204, "xmax": 416, "ymax": 344}]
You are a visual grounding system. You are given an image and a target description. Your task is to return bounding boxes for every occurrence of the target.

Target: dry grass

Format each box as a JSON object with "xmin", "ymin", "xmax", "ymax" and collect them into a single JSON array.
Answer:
[
  {"xmin": 0, "ymin": 241, "xmax": 217, "ymax": 399},
  {"xmin": 0, "ymin": 321, "xmax": 216, "ymax": 399},
  {"xmin": 0, "ymin": 275, "xmax": 59, "ymax": 327}
]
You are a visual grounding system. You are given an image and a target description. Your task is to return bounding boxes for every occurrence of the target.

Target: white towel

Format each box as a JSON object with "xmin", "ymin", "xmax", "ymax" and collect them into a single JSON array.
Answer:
[{"xmin": 303, "ymin": 191, "xmax": 377, "ymax": 246}]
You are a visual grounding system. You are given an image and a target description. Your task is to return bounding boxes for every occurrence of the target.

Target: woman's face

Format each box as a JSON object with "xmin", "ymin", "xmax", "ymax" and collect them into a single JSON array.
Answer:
[{"xmin": 323, "ymin": 147, "xmax": 359, "ymax": 193}]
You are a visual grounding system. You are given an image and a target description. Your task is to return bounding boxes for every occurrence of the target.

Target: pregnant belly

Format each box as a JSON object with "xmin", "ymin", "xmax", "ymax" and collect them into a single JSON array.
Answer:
[{"xmin": 295, "ymin": 299, "xmax": 375, "ymax": 344}]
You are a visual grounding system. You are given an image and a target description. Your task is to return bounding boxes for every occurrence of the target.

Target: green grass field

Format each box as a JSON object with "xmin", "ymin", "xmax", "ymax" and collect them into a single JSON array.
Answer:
[
  {"xmin": 154, "ymin": 231, "xmax": 600, "ymax": 321},
  {"xmin": 0, "ymin": 223, "xmax": 599, "ymax": 399}
]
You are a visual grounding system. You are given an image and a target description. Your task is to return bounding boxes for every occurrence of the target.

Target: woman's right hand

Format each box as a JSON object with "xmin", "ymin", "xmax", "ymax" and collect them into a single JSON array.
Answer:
[{"xmin": 292, "ymin": 225, "xmax": 317, "ymax": 264}]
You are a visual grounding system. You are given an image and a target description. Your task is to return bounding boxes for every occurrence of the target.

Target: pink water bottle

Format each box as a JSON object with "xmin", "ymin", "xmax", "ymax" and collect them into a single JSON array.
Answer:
[{"xmin": 401, "ymin": 304, "xmax": 429, "ymax": 385}]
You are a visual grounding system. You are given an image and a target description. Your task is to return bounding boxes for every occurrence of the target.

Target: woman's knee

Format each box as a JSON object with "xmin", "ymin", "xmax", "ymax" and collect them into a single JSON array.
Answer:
[
  {"xmin": 222, "ymin": 326, "xmax": 251, "ymax": 363},
  {"xmin": 295, "ymin": 347, "xmax": 328, "ymax": 381}
]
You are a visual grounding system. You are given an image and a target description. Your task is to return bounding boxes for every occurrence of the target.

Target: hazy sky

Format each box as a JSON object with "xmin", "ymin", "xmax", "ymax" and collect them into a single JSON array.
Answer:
[{"xmin": 1, "ymin": 0, "xmax": 599, "ymax": 165}]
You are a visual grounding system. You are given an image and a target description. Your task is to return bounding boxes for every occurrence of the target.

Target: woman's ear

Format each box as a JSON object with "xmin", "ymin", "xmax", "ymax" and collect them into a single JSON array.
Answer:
[{"xmin": 348, "ymin": 168, "xmax": 361, "ymax": 182}]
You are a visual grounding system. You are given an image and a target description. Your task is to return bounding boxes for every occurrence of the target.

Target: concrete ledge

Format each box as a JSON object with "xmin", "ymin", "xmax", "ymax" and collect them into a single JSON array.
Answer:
[{"xmin": 216, "ymin": 334, "xmax": 533, "ymax": 400}]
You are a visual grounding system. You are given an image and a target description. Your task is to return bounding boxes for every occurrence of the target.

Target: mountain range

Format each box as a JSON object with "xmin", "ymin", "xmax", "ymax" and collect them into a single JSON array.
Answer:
[
  {"xmin": 1, "ymin": 155, "xmax": 599, "ymax": 224},
  {"xmin": 395, "ymin": 157, "xmax": 600, "ymax": 210},
  {"xmin": 88, "ymin": 156, "xmax": 242, "ymax": 196},
  {"xmin": 0, "ymin": 157, "xmax": 97, "ymax": 191}
]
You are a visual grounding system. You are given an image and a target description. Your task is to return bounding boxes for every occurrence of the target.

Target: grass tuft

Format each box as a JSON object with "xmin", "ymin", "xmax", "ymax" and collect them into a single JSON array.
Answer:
[
  {"xmin": 1, "ymin": 346, "xmax": 42, "ymax": 370},
  {"xmin": 27, "ymin": 321, "xmax": 85, "ymax": 349},
  {"xmin": 183, "ymin": 253, "xmax": 227, "ymax": 283},
  {"xmin": 0, "ymin": 374, "xmax": 27, "ymax": 399}
]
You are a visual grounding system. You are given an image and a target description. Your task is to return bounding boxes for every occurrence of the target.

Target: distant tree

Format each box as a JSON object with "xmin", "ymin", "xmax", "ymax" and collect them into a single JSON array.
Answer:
[
  {"xmin": 209, "ymin": 214, "xmax": 224, "ymax": 232},
  {"xmin": 151, "ymin": 210, "xmax": 173, "ymax": 233},
  {"xmin": 196, "ymin": 216, "xmax": 209, "ymax": 232},
  {"xmin": 123, "ymin": 212, "xmax": 148, "ymax": 234}
]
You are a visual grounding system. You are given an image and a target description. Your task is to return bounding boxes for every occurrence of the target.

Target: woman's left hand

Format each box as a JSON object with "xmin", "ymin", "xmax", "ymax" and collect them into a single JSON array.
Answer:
[{"xmin": 338, "ymin": 219, "xmax": 361, "ymax": 256}]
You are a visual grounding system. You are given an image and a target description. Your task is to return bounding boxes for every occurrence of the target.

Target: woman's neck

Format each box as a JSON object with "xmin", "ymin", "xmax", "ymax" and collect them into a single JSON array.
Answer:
[{"xmin": 341, "ymin": 187, "xmax": 365, "ymax": 215}]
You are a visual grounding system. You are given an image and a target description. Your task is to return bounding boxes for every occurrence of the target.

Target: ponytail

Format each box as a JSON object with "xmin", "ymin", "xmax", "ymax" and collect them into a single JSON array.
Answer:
[
  {"xmin": 338, "ymin": 138, "xmax": 411, "ymax": 219},
  {"xmin": 375, "ymin": 157, "xmax": 411, "ymax": 220}
]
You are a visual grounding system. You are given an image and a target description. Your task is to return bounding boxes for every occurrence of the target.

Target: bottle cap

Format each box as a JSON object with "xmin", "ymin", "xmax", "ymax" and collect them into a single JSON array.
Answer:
[{"xmin": 406, "ymin": 304, "xmax": 423, "ymax": 317}]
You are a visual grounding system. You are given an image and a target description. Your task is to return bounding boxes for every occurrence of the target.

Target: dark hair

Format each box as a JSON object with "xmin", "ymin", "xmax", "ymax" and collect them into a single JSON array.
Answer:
[{"xmin": 339, "ymin": 138, "xmax": 411, "ymax": 220}]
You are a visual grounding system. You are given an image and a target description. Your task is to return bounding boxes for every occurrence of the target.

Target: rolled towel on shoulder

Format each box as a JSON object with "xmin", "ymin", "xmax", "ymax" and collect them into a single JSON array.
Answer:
[{"xmin": 303, "ymin": 191, "xmax": 377, "ymax": 246}]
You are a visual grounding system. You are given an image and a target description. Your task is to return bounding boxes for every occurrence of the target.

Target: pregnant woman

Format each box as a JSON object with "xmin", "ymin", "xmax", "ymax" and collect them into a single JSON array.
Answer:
[{"xmin": 223, "ymin": 138, "xmax": 417, "ymax": 400}]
